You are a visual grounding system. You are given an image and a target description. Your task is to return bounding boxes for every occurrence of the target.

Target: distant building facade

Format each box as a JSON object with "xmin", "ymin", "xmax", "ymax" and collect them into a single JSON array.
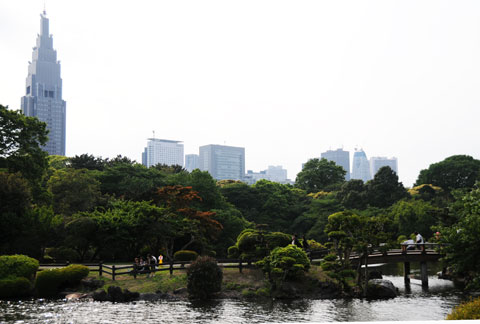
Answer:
[
  {"xmin": 185, "ymin": 154, "xmax": 199, "ymax": 172},
  {"xmin": 351, "ymin": 149, "xmax": 371, "ymax": 183},
  {"xmin": 243, "ymin": 165, "xmax": 289, "ymax": 185},
  {"xmin": 142, "ymin": 138, "xmax": 184, "ymax": 168},
  {"xmin": 21, "ymin": 11, "xmax": 66, "ymax": 155},
  {"xmin": 321, "ymin": 148, "xmax": 350, "ymax": 180},
  {"xmin": 370, "ymin": 156, "xmax": 398, "ymax": 177},
  {"xmin": 199, "ymin": 144, "xmax": 245, "ymax": 180}
]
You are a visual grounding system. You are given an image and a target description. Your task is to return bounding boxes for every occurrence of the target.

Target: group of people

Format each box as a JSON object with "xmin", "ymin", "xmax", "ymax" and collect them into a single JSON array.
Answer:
[
  {"xmin": 291, "ymin": 234, "xmax": 310, "ymax": 252},
  {"xmin": 133, "ymin": 254, "xmax": 164, "ymax": 277},
  {"xmin": 403, "ymin": 232, "xmax": 428, "ymax": 251}
]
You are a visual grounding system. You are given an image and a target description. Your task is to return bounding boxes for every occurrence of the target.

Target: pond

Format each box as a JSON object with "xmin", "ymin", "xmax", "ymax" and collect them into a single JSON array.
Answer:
[{"xmin": 0, "ymin": 263, "xmax": 469, "ymax": 323}]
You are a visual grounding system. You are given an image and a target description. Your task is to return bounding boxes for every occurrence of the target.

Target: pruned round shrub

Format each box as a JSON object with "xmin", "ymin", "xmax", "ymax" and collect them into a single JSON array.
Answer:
[
  {"xmin": 62, "ymin": 264, "xmax": 89, "ymax": 286},
  {"xmin": 447, "ymin": 297, "xmax": 480, "ymax": 320},
  {"xmin": 186, "ymin": 256, "xmax": 222, "ymax": 299},
  {"xmin": 35, "ymin": 264, "xmax": 89, "ymax": 297},
  {"xmin": 35, "ymin": 268, "xmax": 65, "ymax": 297},
  {"xmin": 0, "ymin": 277, "xmax": 32, "ymax": 298},
  {"xmin": 264, "ymin": 232, "xmax": 291, "ymax": 250},
  {"xmin": 258, "ymin": 245, "xmax": 310, "ymax": 281},
  {"xmin": 227, "ymin": 246, "xmax": 239, "ymax": 258},
  {"xmin": 236, "ymin": 229, "xmax": 291, "ymax": 259},
  {"xmin": 174, "ymin": 250, "xmax": 199, "ymax": 262},
  {"xmin": 0, "ymin": 255, "xmax": 39, "ymax": 280}
]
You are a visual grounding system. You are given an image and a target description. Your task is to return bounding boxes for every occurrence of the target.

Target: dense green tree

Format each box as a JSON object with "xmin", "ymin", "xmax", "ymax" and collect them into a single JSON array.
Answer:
[
  {"xmin": 295, "ymin": 158, "xmax": 346, "ymax": 193},
  {"xmin": 0, "ymin": 105, "xmax": 49, "ymax": 191},
  {"xmin": 70, "ymin": 154, "xmax": 105, "ymax": 171},
  {"xmin": 219, "ymin": 182, "xmax": 260, "ymax": 221},
  {"xmin": 98, "ymin": 163, "xmax": 166, "ymax": 201},
  {"xmin": 415, "ymin": 155, "xmax": 480, "ymax": 192},
  {"xmin": 188, "ymin": 169, "xmax": 226, "ymax": 210},
  {"xmin": 436, "ymin": 186, "xmax": 480, "ymax": 288},
  {"xmin": 366, "ymin": 166, "xmax": 408, "ymax": 208},
  {"xmin": 211, "ymin": 206, "xmax": 251, "ymax": 257},
  {"xmin": 48, "ymin": 168, "xmax": 103, "ymax": 216},
  {"xmin": 336, "ymin": 179, "xmax": 368, "ymax": 210},
  {"xmin": 389, "ymin": 199, "xmax": 440, "ymax": 239},
  {"xmin": 303, "ymin": 192, "xmax": 343, "ymax": 243}
]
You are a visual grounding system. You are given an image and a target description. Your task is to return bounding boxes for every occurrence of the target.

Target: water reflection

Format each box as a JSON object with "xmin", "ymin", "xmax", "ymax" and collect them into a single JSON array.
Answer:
[{"xmin": 0, "ymin": 266, "xmax": 467, "ymax": 324}]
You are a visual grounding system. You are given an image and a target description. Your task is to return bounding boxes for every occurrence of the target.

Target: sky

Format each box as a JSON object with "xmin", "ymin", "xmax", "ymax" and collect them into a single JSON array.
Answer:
[{"xmin": 1, "ymin": 0, "xmax": 479, "ymax": 187}]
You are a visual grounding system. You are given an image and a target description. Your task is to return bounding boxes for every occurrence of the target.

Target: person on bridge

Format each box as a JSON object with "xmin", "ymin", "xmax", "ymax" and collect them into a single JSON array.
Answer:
[{"xmin": 415, "ymin": 232, "xmax": 424, "ymax": 250}]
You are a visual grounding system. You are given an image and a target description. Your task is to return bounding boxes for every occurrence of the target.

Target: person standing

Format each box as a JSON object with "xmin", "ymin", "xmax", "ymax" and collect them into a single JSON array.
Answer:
[{"xmin": 415, "ymin": 232, "xmax": 424, "ymax": 250}]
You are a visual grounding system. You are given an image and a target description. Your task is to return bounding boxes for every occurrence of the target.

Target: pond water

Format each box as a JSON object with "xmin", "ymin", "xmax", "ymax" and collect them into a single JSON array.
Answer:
[{"xmin": 0, "ymin": 263, "xmax": 469, "ymax": 323}]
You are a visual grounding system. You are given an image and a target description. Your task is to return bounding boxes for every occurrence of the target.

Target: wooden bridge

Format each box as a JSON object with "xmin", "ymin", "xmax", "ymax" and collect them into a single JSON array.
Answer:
[{"xmin": 349, "ymin": 243, "xmax": 443, "ymax": 287}]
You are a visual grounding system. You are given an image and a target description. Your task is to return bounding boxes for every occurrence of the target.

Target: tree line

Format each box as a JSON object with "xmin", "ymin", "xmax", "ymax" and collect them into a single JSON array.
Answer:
[{"xmin": 1, "ymin": 104, "xmax": 480, "ymax": 288}]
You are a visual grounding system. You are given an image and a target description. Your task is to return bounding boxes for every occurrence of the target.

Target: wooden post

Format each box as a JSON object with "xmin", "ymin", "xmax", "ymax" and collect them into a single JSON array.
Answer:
[
  {"xmin": 133, "ymin": 264, "xmax": 137, "ymax": 279},
  {"xmin": 112, "ymin": 265, "xmax": 116, "ymax": 281},
  {"xmin": 239, "ymin": 259, "xmax": 243, "ymax": 274},
  {"xmin": 169, "ymin": 260, "xmax": 174, "ymax": 275},
  {"xmin": 99, "ymin": 262, "xmax": 103, "ymax": 277},
  {"xmin": 420, "ymin": 261, "xmax": 428, "ymax": 287},
  {"xmin": 404, "ymin": 262, "xmax": 410, "ymax": 283}
]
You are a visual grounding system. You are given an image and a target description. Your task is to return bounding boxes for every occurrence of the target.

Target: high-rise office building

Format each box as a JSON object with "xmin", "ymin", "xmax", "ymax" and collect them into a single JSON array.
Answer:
[
  {"xmin": 185, "ymin": 154, "xmax": 199, "ymax": 172},
  {"xmin": 21, "ymin": 10, "xmax": 66, "ymax": 156},
  {"xmin": 142, "ymin": 138, "xmax": 184, "ymax": 168},
  {"xmin": 199, "ymin": 144, "xmax": 245, "ymax": 180},
  {"xmin": 370, "ymin": 156, "xmax": 398, "ymax": 177},
  {"xmin": 351, "ymin": 149, "xmax": 371, "ymax": 183},
  {"xmin": 321, "ymin": 148, "xmax": 350, "ymax": 180}
]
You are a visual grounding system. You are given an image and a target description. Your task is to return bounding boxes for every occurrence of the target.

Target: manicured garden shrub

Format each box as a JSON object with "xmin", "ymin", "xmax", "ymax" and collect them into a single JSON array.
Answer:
[
  {"xmin": 35, "ymin": 268, "xmax": 66, "ymax": 297},
  {"xmin": 0, "ymin": 277, "xmax": 32, "ymax": 298},
  {"xmin": 62, "ymin": 264, "xmax": 89, "ymax": 286},
  {"xmin": 0, "ymin": 255, "xmax": 39, "ymax": 280},
  {"xmin": 257, "ymin": 245, "xmax": 310, "ymax": 281},
  {"xmin": 447, "ymin": 297, "xmax": 480, "ymax": 320},
  {"xmin": 235, "ymin": 229, "xmax": 291, "ymax": 259},
  {"xmin": 35, "ymin": 264, "xmax": 89, "ymax": 297},
  {"xmin": 186, "ymin": 256, "xmax": 223, "ymax": 299},
  {"xmin": 174, "ymin": 250, "xmax": 199, "ymax": 262}
]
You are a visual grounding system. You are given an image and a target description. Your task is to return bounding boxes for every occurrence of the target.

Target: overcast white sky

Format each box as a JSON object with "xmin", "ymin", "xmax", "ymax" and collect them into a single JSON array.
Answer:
[{"xmin": 1, "ymin": 1, "xmax": 479, "ymax": 187}]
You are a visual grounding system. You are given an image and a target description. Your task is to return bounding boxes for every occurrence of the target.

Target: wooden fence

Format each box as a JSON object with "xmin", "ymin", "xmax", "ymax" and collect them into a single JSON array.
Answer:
[{"xmin": 39, "ymin": 259, "xmax": 257, "ymax": 281}]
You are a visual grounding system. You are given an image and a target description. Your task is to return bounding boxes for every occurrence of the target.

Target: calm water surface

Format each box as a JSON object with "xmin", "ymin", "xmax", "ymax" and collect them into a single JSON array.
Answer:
[{"xmin": 0, "ymin": 265, "xmax": 468, "ymax": 323}]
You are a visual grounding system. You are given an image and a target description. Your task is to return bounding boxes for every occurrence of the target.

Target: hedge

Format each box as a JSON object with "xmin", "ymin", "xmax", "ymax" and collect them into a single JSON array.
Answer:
[
  {"xmin": 0, "ymin": 277, "xmax": 32, "ymax": 298},
  {"xmin": 35, "ymin": 264, "xmax": 89, "ymax": 297},
  {"xmin": 174, "ymin": 250, "xmax": 199, "ymax": 262},
  {"xmin": 0, "ymin": 255, "xmax": 39, "ymax": 280}
]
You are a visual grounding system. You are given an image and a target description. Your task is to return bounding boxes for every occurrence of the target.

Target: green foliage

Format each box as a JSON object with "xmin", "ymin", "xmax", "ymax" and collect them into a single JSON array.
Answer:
[
  {"xmin": 0, "ymin": 105, "xmax": 49, "ymax": 188},
  {"xmin": 174, "ymin": 250, "xmax": 199, "ymax": 261},
  {"xmin": 186, "ymin": 256, "xmax": 223, "ymax": 299},
  {"xmin": 210, "ymin": 206, "xmax": 250, "ymax": 258},
  {"xmin": 35, "ymin": 264, "xmax": 89, "ymax": 297},
  {"xmin": 235, "ymin": 229, "xmax": 291, "ymax": 259},
  {"xmin": 0, "ymin": 277, "xmax": 32, "ymax": 298},
  {"xmin": 435, "ymin": 187, "xmax": 480, "ymax": 287},
  {"xmin": 258, "ymin": 245, "xmax": 310, "ymax": 281},
  {"xmin": 366, "ymin": 166, "xmax": 408, "ymax": 208},
  {"xmin": 0, "ymin": 255, "xmax": 39, "ymax": 280},
  {"xmin": 390, "ymin": 199, "xmax": 440, "ymax": 238},
  {"xmin": 48, "ymin": 168, "xmax": 102, "ymax": 216},
  {"xmin": 447, "ymin": 297, "xmax": 480, "ymax": 320},
  {"xmin": 336, "ymin": 179, "xmax": 368, "ymax": 210},
  {"xmin": 295, "ymin": 158, "xmax": 346, "ymax": 193},
  {"xmin": 416, "ymin": 155, "xmax": 480, "ymax": 192},
  {"xmin": 70, "ymin": 154, "xmax": 106, "ymax": 171},
  {"xmin": 227, "ymin": 246, "xmax": 239, "ymax": 258}
]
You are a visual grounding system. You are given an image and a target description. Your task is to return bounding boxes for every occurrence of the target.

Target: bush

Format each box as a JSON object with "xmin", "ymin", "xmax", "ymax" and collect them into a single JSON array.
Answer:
[
  {"xmin": 174, "ymin": 250, "xmax": 199, "ymax": 262},
  {"xmin": 35, "ymin": 264, "xmax": 89, "ymax": 297},
  {"xmin": 0, "ymin": 277, "xmax": 32, "ymax": 298},
  {"xmin": 35, "ymin": 268, "xmax": 65, "ymax": 297},
  {"xmin": 258, "ymin": 245, "xmax": 310, "ymax": 281},
  {"xmin": 236, "ymin": 229, "xmax": 291, "ymax": 259},
  {"xmin": 0, "ymin": 255, "xmax": 39, "ymax": 280},
  {"xmin": 447, "ymin": 297, "xmax": 480, "ymax": 320},
  {"xmin": 186, "ymin": 256, "xmax": 222, "ymax": 299}
]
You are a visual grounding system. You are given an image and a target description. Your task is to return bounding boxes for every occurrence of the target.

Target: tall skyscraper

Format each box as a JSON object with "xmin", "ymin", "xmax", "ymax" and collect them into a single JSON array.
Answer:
[
  {"xmin": 21, "ymin": 10, "xmax": 66, "ymax": 156},
  {"xmin": 370, "ymin": 156, "xmax": 398, "ymax": 177},
  {"xmin": 199, "ymin": 144, "xmax": 245, "ymax": 180},
  {"xmin": 266, "ymin": 165, "xmax": 288, "ymax": 183},
  {"xmin": 185, "ymin": 154, "xmax": 199, "ymax": 172},
  {"xmin": 351, "ymin": 149, "xmax": 371, "ymax": 183},
  {"xmin": 142, "ymin": 138, "xmax": 184, "ymax": 168},
  {"xmin": 321, "ymin": 148, "xmax": 350, "ymax": 180}
]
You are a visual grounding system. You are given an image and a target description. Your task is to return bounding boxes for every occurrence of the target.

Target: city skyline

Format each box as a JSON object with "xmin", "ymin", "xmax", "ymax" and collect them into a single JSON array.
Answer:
[{"xmin": 1, "ymin": 1, "xmax": 480, "ymax": 187}]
